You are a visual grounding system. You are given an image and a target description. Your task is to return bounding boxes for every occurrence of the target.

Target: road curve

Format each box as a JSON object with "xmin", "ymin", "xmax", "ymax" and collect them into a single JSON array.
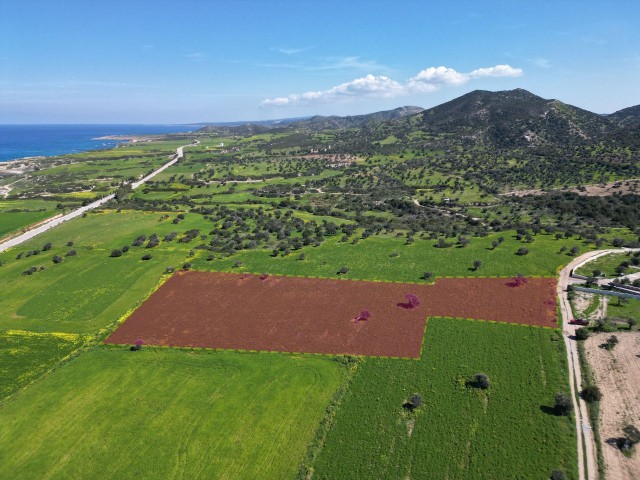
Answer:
[
  {"xmin": 558, "ymin": 248, "xmax": 640, "ymax": 480},
  {"xmin": 0, "ymin": 143, "xmax": 194, "ymax": 253}
]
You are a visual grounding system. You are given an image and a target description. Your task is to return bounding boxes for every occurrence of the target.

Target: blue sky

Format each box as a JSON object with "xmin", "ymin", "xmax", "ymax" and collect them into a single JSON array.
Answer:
[{"xmin": 1, "ymin": 0, "xmax": 639, "ymax": 123}]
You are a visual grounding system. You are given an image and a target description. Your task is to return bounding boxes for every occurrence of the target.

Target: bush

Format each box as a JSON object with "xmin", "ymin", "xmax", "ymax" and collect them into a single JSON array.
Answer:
[
  {"xmin": 337, "ymin": 266, "xmax": 349, "ymax": 275},
  {"xmin": 141, "ymin": 254, "xmax": 152, "ymax": 261},
  {"xmin": 110, "ymin": 249, "xmax": 123, "ymax": 258},
  {"xmin": 581, "ymin": 385, "xmax": 602, "ymax": 402},
  {"xmin": 554, "ymin": 392, "xmax": 573, "ymax": 416},
  {"xmin": 403, "ymin": 393, "xmax": 423, "ymax": 412},
  {"xmin": 516, "ymin": 247, "xmax": 529, "ymax": 256},
  {"xmin": 471, "ymin": 373, "xmax": 490, "ymax": 389},
  {"xmin": 575, "ymin": 327, "xmax": 590, "ymax": 340},
  {"xmin": 421, "ymin": 271, "xmax": 434, "ymax": 281},
  {"xmin": 42, "ymin": 242, "xmax": 52, "ymax": 251},
  {"xmin": 549, "ymin": 469, "xmax": 566, "ymax": 480},
  {"xmin": 605, "ymin": 335, "xmax": 619, "ymax": 350},
  {"xmin": 65, "ymin": 249, "xmax": 77, "ymax": 257},
  {"xmin": 52, "ymin": 255, "xmax": 63, "ymax": 264}
]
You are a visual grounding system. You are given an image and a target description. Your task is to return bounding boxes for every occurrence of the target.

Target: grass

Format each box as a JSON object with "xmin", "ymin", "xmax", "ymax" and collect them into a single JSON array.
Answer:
[
  {"xmin": 608, "ymin": 297, "xmax": 640, "ymax": 322},
  {"xmin": 193, "ymin": 231, "xmax": 592, "ymax": 281},
  {"xmin": 0, "ymin": 210, "xmax": 199, "ymax": 334},
  {"xmin": 311, "ymin": 317, "xmax": 577, "ymax": 479},
  {"xmin": 575, "ymin": 252, "xmax": 632, "ymax": 277},
  {"xmin": 0, "ymin": 330, "xmax": 87, "ymax": 400},
  {"xmin": 0, "ymin": 347, "xmax": 344, "ymax": 480}
]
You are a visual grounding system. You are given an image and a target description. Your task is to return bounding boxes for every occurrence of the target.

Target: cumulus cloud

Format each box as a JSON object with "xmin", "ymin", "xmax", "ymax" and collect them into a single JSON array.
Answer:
[
  {"xmin": 469, "ymin": 64, "xmax": 523, "ymax": 78},
  {"xmin": 261, "ymin": 64, "xmax": 523, "ymax": 107},
  {"xmin": 261, "ymin": 74, "xmax": 404, "ymax": 107}
]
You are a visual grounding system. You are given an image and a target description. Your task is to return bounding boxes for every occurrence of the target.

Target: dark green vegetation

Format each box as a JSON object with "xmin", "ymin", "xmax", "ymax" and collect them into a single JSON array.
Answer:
[
  {"xmin": 1, "ymin": 88, "xmax": 639, "ymax": 478},
  {"xmin": 0, "ymin": 347, "xmax": 344, "ymax": 480},
  {"xmin": 310, "ymin": 318, "xmax": 577, "ymax": 480}
]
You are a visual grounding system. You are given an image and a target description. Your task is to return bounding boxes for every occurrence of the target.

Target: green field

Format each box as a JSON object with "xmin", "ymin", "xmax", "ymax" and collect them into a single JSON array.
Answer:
[
  {"xmin": 0, "ymin": 210, "xmax": 200, "ymax": 334},
  {"xmin": 194, "ymin": 232, "xmax": 596, "ymax": 281},
  {"xmin": 608, "ymin": 297, "xmax": 640, "ymax": 322},
  {"xmin": 0, "ymin": 330, "xmax": 87, "ymax": 400},
  {"xmin": 310, "ymin": 318, "xmax": 577, "ymax": 480},
  {"xmin": 575, "ymin": 252, "xmax": 634, "ymax": 277},
  {"xmin": 0, "ymin": 347, "xmax": 344, "ymax": 480}
]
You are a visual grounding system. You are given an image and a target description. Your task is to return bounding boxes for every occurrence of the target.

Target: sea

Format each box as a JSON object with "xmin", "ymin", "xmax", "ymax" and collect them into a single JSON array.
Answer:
[{"xmin": 0, "ymin": 124, "xmax": 196, "ymax": 163}]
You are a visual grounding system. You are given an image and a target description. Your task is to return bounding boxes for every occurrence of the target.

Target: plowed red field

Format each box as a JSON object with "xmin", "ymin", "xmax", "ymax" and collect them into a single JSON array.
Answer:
[{"xmin": 105, "ymin": 272, "xmax": 557, "ymax": 357}]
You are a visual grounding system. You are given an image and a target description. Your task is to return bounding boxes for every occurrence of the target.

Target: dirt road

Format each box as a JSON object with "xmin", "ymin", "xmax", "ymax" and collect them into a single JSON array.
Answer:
[
  {"xmin": 0, "ymin": 143, "xmax": 194, "ymax": 253},
  {"xmin": 584, "ymin": 332, "xmax": 640, "ymax": 480},
  {"xmin": 559, "ymin": 248, "xmax": 640, "ymax": 480}
]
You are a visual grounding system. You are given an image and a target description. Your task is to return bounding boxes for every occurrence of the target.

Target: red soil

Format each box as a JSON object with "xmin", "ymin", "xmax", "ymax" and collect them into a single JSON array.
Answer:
[{"xmin": 104, "ymin": 272, "xmax": 557, "ymax": 358}]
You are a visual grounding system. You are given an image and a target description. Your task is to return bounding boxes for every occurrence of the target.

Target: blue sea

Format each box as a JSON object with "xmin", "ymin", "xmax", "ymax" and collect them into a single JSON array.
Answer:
[{"xmin": 0, "ymin": 124, "xmax": 196, "ymax": 162}]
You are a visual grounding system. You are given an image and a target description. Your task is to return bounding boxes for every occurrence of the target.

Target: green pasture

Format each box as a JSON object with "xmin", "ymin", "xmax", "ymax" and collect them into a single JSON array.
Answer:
[
  {"xmin": 608, "ymin": 297, "xmax": 640, "ymax": 322},
  {"xmin": 0, "ymin": 347, "xmax": 343, "ymax": 480},
  {"xmin": 311, "ymin": 317, "xmax": 577, "ymax": 479},
  {"xmin": 0, "ymin": 210, "xmax": 204, "ymax": 334},
  {"xmin": 194, "ymin": 230, "xmax": 594, "ymax": 281},
  {"xmin": 575, "ymin": 252, "xmax": 636, "ymax": 277},
  {"xmin": 0, "ymin": 330, "xmax": 87, "ymax": 400}
]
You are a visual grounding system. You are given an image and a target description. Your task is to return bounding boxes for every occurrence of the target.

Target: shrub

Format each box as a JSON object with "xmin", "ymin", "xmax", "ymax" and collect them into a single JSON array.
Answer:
[
  {"xmin": 605, "ymin": 335, "xmax": 619, "ymax": 350},
  {"xmin": 581, "ymin": 385, "xmax": 602, "ymax": 403},
  {"xmin": 337, "ymin": 266, "xmax": 349, "ymax": 275},
  {"xmin": 550, "ymin": 470, "xmax": 566, "ymax": 480},
  {"xmin": 421, "ymin": 271, "xmax": 434, "ymax": 281},
  {"xmin": 471, "ymin": 373, "xmax": 490, "ymax": 389},
  {"xmin": 110, "ymin": 249, "xmax": 123, "ymax": 258},
  {"xmin": 141, "ymin": 254, "xmax": 152, "ymax": 261},
  {"xmin": 575, "ymin": 327, "xmax": 590, "ymax": 341},
  {"xmin": 516, "ymin": 247, "xmax": 529, "ymax": 256},
  {"xmin": 42, "ymin": 242, "xmax": 52, "ymax": 251},
  {"xmin": 65, "ymin": 249, "xmax": 77, "ymax": 257},
  {"xmin": 403, "ymin": 393, "xmax": 423, "ymax": 412},
  {"xmin": 52, "ymin": 255, "xmax": 63, "ymax": 264},
  {"xmin": 554, "ymin": 392, "xmax": 573, "ymax": 416}
]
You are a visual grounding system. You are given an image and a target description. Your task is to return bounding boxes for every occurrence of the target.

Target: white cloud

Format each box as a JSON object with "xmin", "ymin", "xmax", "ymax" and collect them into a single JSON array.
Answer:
[
  {"xmin": 261, "ymin": 64, "xmax": 523, "ymax": 108},
  {"xmin": 469, "ymin": 64, "xmax": 523, "ymax": 78},
  {"xmin": 261, "ymin": 74, "xmax": 404, "ymax": 107}
]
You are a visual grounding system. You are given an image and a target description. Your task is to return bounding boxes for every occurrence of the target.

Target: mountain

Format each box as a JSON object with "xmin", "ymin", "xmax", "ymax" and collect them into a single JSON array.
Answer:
[
  {"xmin": 290, "ymin": 106, "xmax": 424, "ymax": 131},
  {"xmin": 416, "ymin": 88, "xmax": 616, "ymax": 147},
  {"xmin": 195, "ymin": 106, "xmax": 423, "ymax": 135},
  {"xmin": 608, "ymin": 105, "xmax": 640, "ymax": 126}
]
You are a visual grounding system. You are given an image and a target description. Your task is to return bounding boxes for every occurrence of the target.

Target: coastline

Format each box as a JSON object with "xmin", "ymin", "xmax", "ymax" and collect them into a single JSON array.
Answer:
[{"xmin": 0, "ymin": 124, "xmax": 194, "ymax": 164}]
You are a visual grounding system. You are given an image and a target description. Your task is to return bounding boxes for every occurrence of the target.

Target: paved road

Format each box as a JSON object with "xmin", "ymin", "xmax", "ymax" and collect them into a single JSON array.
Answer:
[
  {"xmin": 558, "ymin": 248, "xmax": 640, "ymax": 480},
  {"xmin": 0, "ymin": 143, "xmax": 194, "ymax": 253}
]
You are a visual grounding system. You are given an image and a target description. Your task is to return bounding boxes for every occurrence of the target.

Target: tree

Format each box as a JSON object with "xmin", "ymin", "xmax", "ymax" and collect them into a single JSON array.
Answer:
[
  {"xmin": 575, "ymin": 327, "xmax": 590, "ymax": 341},
  {"xmin": 141, "ymin": 254, "xmax": 152, "ymax": 261},
  {"xmin": 421, "ymin": 271, "xmax": 435, "ymax": 281},
  {"xmin": 554, "ymin": 392, "xmax": 573, "ymax": 416},
  {"xmin": 516, "ymin": 247, "xmax": 529, "ymax": 256},
  {"xmin": 337, "ymin": 266, "xmax": 349, "ymax": 275},
  {"xmin": 473, "ymin": 260, "xmax": 482, "ymax": 271},
  {"xmin": 471, "ymin": 373, "xmax": 490, "ymax": 389},
  {"xmin": 569, "ymin": 246, "xmax": 580, "ymax": 257},
  {"xmin": 550, "ymin": 470, "xmax": 566, "ymax": 480},
  {"xmin": 110, "ymin": 249, "xmax": 123, "ymax": 258},
  {"xmin": 605, "ymin": 335, "xmax": 619, "ymax": 350},
  {"xmin": 52, "ymin": 255, "xmax": 63, "ymax": 264},
  {"xmin": 42, "ymin": 242, "xmax": 53, "ymax": 251},
  {"xmin": 581, "ymin": 385, "xmax": 602, "ymax": 402},
  {"xmin": 403, "ymin": 393, "xmax": 423, "ymax": 412}
]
